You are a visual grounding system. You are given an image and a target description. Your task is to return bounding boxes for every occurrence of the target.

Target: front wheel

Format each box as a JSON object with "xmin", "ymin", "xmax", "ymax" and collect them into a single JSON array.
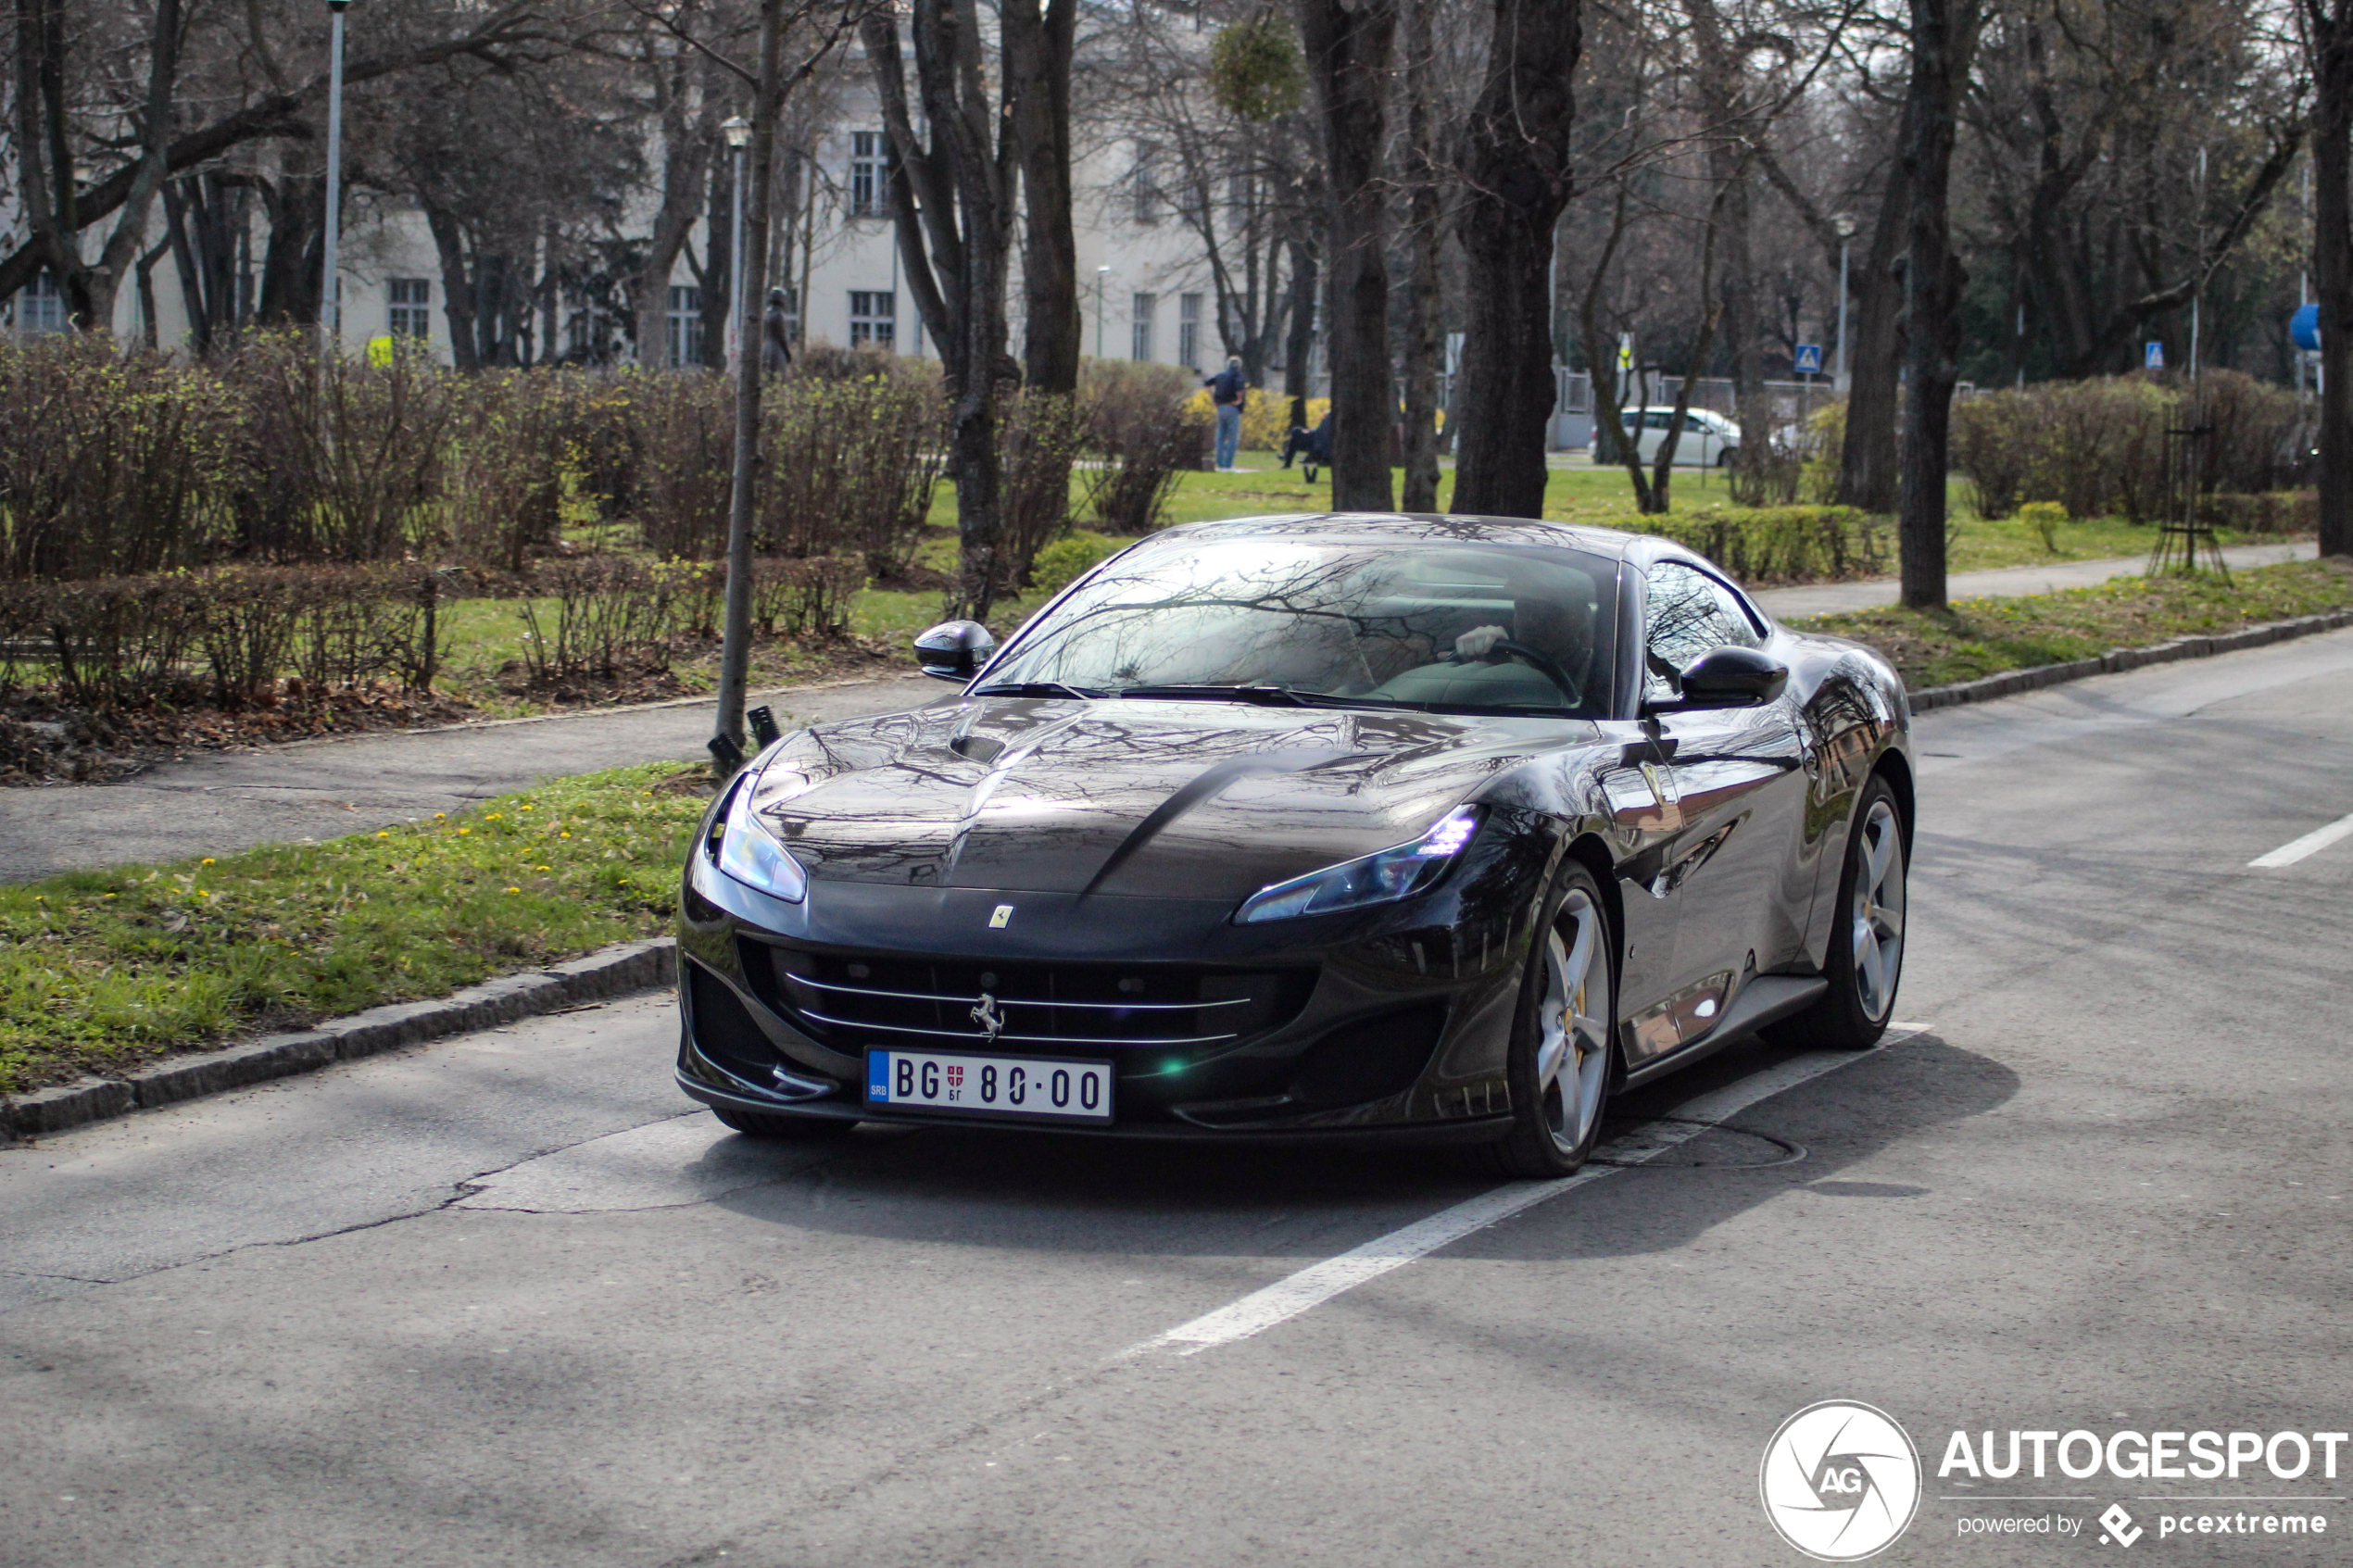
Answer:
[
  {"xmin": 1485, "ymin": 868, "xmax": 1617, "ymax": 1178},
  {"xmin": 1770, "ymin": 775, "xmax": 1907, "ymax": 1050}
]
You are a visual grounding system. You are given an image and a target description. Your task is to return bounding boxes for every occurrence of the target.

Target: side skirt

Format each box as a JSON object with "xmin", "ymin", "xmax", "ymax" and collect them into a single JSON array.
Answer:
[{"xmin": 1617, "ymin": 974, "xmax": 1829, "ymax": 1090}]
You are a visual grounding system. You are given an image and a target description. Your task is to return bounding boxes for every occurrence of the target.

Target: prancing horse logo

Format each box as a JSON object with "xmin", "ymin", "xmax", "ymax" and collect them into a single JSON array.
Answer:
[{"xmin": 971, "ymin": 993, "xmax": 1006, "ymax": 1043}]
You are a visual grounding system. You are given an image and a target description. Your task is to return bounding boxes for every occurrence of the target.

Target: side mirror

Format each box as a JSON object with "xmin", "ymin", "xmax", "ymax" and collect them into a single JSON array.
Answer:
[
  {"xmin": 913, "ymin": 620, "xmax": 996, "ymax": 682},
  {"xmin": 1655, "ymin": 645, "xmax": 1788, "ymax": 711}
]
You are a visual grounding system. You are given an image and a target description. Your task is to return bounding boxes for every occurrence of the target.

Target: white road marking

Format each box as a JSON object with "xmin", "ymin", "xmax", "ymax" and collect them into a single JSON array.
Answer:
[
  {"xmin": 457, "ymin": 1113, "xmax": 806, "ymax": 1212},
  {"xmin": 1129, "ymin": 1022, "xmax": 1933, "ymax": 1357},
  {"xmin": 2248, "ymin": 810, "xmax": 2353, "ymax": 869}
]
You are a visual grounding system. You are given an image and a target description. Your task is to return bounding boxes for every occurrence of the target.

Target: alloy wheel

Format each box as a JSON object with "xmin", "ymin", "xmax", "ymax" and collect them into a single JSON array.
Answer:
[
  {"xmin": 1848, "ymin": 798, "xmax": 1906, "ymax": 1022},
  {"xmin": 1535, "ymin": 890, "xmax": 1614, "ymax": 1156}
]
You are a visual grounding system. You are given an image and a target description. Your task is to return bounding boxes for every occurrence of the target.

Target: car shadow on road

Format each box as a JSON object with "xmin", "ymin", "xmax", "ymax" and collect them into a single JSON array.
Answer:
[{"xmin": 698, "ymin": 1030, "xmax": 2017, "ymax": 1264}]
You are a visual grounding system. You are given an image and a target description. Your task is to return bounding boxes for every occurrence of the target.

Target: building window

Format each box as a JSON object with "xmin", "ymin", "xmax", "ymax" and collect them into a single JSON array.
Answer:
[
  {"xmin": 1130, "ymin": 293, "xmax": 1156, "ymax": 361},
  {"xmin": 15, "ymin": 271, "xmax": 68, "ymax": 334},
  {"xmin": 850, "ymin": 132, "xmax": 888, "ymax": 219},
  {"xmin": 666, "ymin": 284, "xmax": 703, "ymax": 367},
  {"xmin": 386, "ymin": 277, "xmax": 431, "ymax": 339},
  {"xmin": 849, "ymin": 290, "xmax": 896, "ymax": 349},
  {"xmin": 1132, "ymin": 144, "xmax": 1159, "ymax": 225},
  {"xmin": 1178, "ymin": 293, "xmax": 1202, "ymax": 370}
]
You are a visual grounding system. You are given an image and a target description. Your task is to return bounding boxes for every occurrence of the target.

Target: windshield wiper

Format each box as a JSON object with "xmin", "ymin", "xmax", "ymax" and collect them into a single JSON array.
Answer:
[
  {"xmin": 1114, "ymin": 684, "xmax": 1405, "ymax": 710},
  {"xmin": 972, "ymin": 681, "xmax": 1103, "ymax": 701}
]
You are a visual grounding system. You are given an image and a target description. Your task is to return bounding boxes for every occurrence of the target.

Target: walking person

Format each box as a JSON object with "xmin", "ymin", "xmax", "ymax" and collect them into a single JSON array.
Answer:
[
  {"xmin": 761, "ymin": 289, "xmax": 794, "ymax": 376},
  {"xmin": 1204, "ymin": 356, "xmax": 1246, "ymax": 472}
]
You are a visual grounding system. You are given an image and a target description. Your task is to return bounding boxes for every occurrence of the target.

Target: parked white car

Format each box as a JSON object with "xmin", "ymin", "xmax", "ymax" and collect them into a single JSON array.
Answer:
[{"xmin": 1614, "ymin": 407, "xmax": 1741, "ymax": 468}]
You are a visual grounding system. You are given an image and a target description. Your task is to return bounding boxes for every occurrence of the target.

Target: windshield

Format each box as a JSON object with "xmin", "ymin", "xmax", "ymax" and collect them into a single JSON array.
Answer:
[{"xmin": 986, "ymin": 537, "xmax": 1620, "ymax": 718}]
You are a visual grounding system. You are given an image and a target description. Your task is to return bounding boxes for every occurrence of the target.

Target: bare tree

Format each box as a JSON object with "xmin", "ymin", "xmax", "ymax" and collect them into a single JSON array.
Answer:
[{"xmin": 1298, "ymin": 0, "xmax": 1399, "ymax": 510}]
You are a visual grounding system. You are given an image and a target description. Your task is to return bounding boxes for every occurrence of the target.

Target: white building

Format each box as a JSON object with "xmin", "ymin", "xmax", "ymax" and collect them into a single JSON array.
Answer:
[{"xmin": 4, "ymin": 72, "xmax": 1256, "ymax": 389}]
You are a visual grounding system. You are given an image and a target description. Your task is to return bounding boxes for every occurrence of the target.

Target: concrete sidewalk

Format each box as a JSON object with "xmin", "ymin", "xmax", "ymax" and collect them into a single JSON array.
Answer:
[
  {"xmin": 1749, "ymin": 539, "xmax": 2318, "ymax": 618},
  {"xmin": 0, "ymin": 675, "xmax": 938, "ymax": 884}
]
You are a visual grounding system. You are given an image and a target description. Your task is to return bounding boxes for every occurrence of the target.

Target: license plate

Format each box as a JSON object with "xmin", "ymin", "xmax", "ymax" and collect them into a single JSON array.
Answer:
[{"xmin": 864, "ymin": 1049, "xmax": 1114, "ymax": 1125}]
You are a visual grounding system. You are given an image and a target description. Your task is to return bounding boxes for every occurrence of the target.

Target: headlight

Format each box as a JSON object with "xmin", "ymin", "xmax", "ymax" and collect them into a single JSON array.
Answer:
[
  {"xmin": 712, "ymin": 766, "xmax": 808, "ymax": 903},
  {"xmin": 1234, "ymin": 805, "xmax": 1482, "ymax": 924}
]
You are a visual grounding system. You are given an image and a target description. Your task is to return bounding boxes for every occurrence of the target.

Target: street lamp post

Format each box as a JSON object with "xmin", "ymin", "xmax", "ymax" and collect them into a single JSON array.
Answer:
[
  {"xmin": 723, "ymin": 117, "xmax": 751, "ymax": 374},
  {"xmin": 1831, "ymin": 214, "xmax": 1856, "ymax": 395},
  {"xmin": 1095, "ymin": 266, "xmax": 1109, "ymax": 359},
  {"xmin": 319, "ymin": 0, "xmax": 352, "ymax": 359},
  {"xmin": 711, "ymin": 113, "xmax": 757, "ymax": 770}
]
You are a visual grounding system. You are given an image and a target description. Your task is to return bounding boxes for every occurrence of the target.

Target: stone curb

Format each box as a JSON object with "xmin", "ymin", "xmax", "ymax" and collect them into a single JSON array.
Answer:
[
  {"xmin": 0, "ymin": 937, "xmax": 675, "ymax": 1141},
  {"xmin": 1906, "ymin": 608, "xmax": 2353, "ymax": 714}
]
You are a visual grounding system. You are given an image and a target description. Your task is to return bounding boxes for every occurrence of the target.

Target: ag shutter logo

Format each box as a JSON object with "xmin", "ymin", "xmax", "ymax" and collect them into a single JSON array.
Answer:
[{"xmin": 1761, "ymin": 1400, "xmax": 1923, "ymax": 1562}]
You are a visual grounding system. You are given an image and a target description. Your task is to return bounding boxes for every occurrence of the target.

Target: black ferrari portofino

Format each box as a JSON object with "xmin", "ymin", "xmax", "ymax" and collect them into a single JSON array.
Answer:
[{"xmin": 674, "ymin": 513, "xmax": 1913, "ymax": 1175}]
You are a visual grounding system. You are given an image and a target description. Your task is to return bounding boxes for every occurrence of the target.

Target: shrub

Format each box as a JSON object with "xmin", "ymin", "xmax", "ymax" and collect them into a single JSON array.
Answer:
[
  {"xmin": 0, "ymin": 335, "xmax": 239, "ymax": 580},
  {"xmin": 627, "ymin": 370, "xmax": 735, "ymax": 560},
  {"xmin": 2019, "ymin": 500, "xmax": 2068, "ymax": 554},
  {"xmin": 1800, "ymin": 401, "xmax": 1846, "ymax": 506},
  {"xmin": 1182, "ymin": 385, "xmax": 1327, "ymax": 451},
  {"xmin": 515, "ymin": 556, "xmax": 706, "ymax": 683},
  {"xmin": 6, "ymin": 573, "xmax": 208, "ymax": 707},
  {"xmin": 1727, "ymin": 396, "xmax": 1803, "ymax": 507},
  {"xmin": 222, "ymin": 331, "xmax": 454, "ymax": 562},
  {"xmin": 1952, "ymin": 394, "xmax": 2035, "ymax": 519},
  {"xmin": 1028, "ymin": 532, "xmax": 1120, "ymax": 598},
  {"xmin": 2192, "ymin": 370, "xmax": 2307, "ymax": 495},
  {"xmin": 997, "ymin": 390, "xmax": 1091, "ymax": 592},
  {"xmin": 760, "ymin": 371, "xmax": 945, "ymax": 575},
  {"xmin": 749, "ymin": 555, "xmax": 868, "ymax": 638},
  {"xmin": 445, "ymin": 370, "xmax": 576, "ymax": 571},
  {"xmin": 1650, "ymin": 506, "xmax": 1889, "ymax": 585},
  {"xmin": 1085, "ymin": 360, "xmax": 1211, "ymax": 533}
]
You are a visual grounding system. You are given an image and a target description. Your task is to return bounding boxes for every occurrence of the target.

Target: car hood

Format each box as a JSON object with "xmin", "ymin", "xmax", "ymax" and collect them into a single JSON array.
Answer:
[{"xmin": 746, "ymin": 696, "xmax": 1593, "ymax": 901}]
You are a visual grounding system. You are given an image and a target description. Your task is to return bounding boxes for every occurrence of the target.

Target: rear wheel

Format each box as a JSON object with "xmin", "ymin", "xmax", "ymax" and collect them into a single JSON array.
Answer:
[
  {"xmin": 711, "ymin": 1106, "xmax": 859, "ymax": 1139},
  {"xmin": 1486, "ymin": 868, "xmax": 1617, "ymax": 1178},
  {"xmin": 1770, "ymin": 774, "xmax": 1906, "ymax": 1050}
]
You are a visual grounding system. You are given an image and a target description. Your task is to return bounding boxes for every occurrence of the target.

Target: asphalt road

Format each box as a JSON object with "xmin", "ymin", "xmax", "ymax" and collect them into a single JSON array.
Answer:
[{"xmin": 5, "ymin": 630, "xmax": 2352, "ymax": 1565}]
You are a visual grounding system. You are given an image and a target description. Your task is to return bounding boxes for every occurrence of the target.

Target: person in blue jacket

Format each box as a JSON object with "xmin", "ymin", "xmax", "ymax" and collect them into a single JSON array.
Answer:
[{"xmin": 1203, "ymin": 357, "xmax": 1246, "ymax": 472}]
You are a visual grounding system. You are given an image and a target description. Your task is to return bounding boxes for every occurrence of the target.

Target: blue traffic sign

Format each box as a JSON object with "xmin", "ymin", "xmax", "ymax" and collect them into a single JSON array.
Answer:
[
  {"xmin": 1793, "ymin": 343, "xmax": 1823, "ymax": 375},
  {"xmin": 2145, "ymin": 341, "xmax": 2165, "ymax": 370},
  {"xmin": 2293, "ymin": 303, "xmax": 2321, "ymax": 352}
]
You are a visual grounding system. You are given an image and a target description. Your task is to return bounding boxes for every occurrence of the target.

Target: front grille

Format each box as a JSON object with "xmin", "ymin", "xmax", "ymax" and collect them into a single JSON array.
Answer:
[{"xmin": 743, "ymin": 941, "xmax": 1312, "ymax": 1060}]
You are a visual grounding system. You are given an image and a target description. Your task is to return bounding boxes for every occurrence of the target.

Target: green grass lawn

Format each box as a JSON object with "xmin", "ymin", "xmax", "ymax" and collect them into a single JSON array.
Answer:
[
  {"xmin": 1791, "ymin": 560, "xmax": 2353, "ymax": 690},
  {"xmin": 0, "ymin": 761, "xmax": 713, "ymax": 1096}
]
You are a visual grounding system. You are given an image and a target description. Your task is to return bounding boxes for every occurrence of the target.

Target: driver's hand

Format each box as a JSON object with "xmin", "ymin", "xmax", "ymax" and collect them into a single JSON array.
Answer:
[{"xmin": 1454, "ymin": 625, "xmax": 1507, "ymax": 659}]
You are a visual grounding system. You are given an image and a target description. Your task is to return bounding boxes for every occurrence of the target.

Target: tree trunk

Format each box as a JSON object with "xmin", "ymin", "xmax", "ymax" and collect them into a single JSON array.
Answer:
[
  {"xmin": 423, "ymin": 207, "xmax": 482, "ymax": 371},
  {"xmin": 255, "ymin": 166, "xmax": 324, "ymax": 328},
  {"xmin": 1284, "ymin": 234, "xmax": 1319, "ymax": 431},
  {"xmin": 1836, "ymin": 155, "xmax": 1910, "ymax": 513},
  {"xmin": 1448, "ymin": 0, "xmax": 1581, "ymax": 520},
  {"xmin": 2315, "ymin": 0, "xmax": 2353, "ymax": 558},
  {"xmin": 86, "ymin": 0, "xmax": 185, "ymax": 332},
  {"xmin": 635, "ymin": 58, "xmax": 715, "ymax": 370},
  {"xmin": 1897, "ymin": 0, "xmax": 1981, "ymax": 609},
  {"xmin": 701, "ymin": 153, "xmax": 736, "ymax": 371},
  {"xmin": 1005, "ymin": 0, "xmax": 1079, "ymax": 393},
  {"xmin": 1299, "ymin": 0, "xmax": 1398, "ymax": 511},
  {"xmin": 1398, "ymin": 0, "xmax": 1446, "ymax": 513}
]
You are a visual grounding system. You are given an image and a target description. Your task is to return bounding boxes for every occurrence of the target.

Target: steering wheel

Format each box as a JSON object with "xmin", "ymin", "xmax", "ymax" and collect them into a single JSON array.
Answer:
[{"xmin": 1452, "ymin": 636, "xmax": 1581, "ymax": 703}]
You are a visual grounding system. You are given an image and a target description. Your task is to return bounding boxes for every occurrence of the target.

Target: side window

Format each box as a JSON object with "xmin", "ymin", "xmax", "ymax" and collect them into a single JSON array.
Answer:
[
  {"xmin": 1644, "ymin": 562, "xmax": 1761, "ymax": 699},
  {"xmin": 1645, "ymin": 410, "xmax": 1675, "ymax": 431}
]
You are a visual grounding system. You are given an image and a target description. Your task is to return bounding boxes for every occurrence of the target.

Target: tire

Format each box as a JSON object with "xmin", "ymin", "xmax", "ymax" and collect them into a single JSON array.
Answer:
[
  {"xmin": 711, "ymin": 1105, "xmax": 860, "ymax": 1139},
  {"xmin": 1484, "ymin": 865, "xmax": 1617, "ymax": 1178},
  {"xmin": 1770, "ymin": 774, "xmax": 1907, "ymax": 1050},
  {"xmin": 1717, "ymin": 449, "xmax": 1735, "ymax": 469}
]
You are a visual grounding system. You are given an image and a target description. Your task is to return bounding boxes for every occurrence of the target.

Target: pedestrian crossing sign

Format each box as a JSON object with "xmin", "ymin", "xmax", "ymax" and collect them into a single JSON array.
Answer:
[{"xmin": 1794, "ymin": 344, "xmax": 1823, "ymax": 374}]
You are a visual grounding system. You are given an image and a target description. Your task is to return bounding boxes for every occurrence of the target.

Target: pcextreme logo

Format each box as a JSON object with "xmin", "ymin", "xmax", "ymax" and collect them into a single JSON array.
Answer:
[{"xmin": 1761, "ymin": 1400, "xmax": 1924, "ymax": 1562}]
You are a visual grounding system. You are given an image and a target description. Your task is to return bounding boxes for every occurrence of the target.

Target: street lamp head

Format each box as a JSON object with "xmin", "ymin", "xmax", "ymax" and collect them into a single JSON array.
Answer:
[
  {"xmin": 1096, "ymin": 265, "xmax": 1111, "ymax": 275},
  {"xmin": 326, "ymin": 0, "xmax": 351, "ymax": 11},
  {"xmin": 723, "ymin": 116, "xmax": 752, "ymax": 151},
  {"xmin": 1831, "ymin": 212, "xmax": 1858, "ymax": 241}
]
